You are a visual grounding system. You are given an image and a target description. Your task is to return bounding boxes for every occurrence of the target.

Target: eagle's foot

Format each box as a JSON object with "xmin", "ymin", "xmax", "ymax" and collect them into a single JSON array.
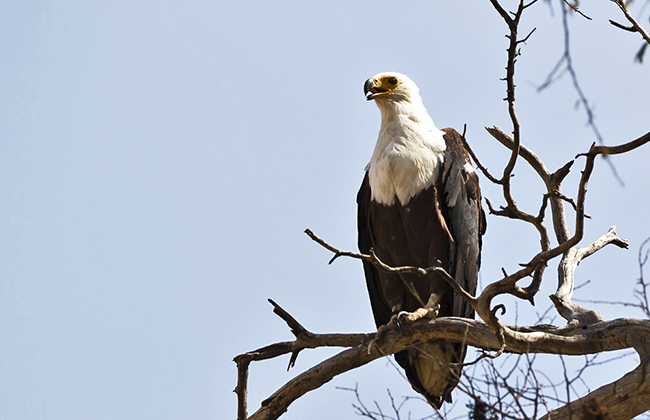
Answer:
[
  {"xmin": 397, "ymin": 306, "xmax": 439, "ymax": 325},
  {"xmin": 375, "ymin": 319, "xmax": 398, "ymax": 342},
  {"xmin": 375, "ymin": 306, "xmax": 439, "ymax": 342}
]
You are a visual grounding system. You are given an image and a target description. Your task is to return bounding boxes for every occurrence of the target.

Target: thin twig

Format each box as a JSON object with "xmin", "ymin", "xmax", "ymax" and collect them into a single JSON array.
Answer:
[
  {"xmin": 610, "ymin": 0, "xmax": 650, "ymax": 45},
  {"xmin": 304, "ymin": 230, "xmax": 479, "ymax": 309},
  {"xmin": 562, "ymin": 0, "xmax": 592, "ymax": 20}
]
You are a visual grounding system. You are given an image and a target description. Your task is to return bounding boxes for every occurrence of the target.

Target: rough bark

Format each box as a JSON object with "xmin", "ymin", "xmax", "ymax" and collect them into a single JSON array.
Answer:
[{"xmin": 237, "ymin": 313, "xmax": 650, "ymax": 420}]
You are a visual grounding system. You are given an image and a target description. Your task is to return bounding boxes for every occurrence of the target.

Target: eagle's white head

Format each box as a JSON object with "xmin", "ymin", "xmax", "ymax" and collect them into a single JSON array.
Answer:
[
  {"xmin": 364, "ymin": 72, "xmax": 446, "ymax": 206},
  {"xmin": 364, "ymin": 72, "xmax": 421, "ymax": 103}
]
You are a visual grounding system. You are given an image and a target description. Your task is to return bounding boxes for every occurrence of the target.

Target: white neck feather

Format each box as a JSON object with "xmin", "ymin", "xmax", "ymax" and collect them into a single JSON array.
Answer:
[{"xmin": 366, "ymin": 95, "xmax": 446, "ymax": 206}]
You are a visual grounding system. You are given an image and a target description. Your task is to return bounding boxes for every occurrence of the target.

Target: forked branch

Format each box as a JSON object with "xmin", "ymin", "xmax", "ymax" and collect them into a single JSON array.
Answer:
[
  {"xmin": 551, "ymin": 227, "xmax": 629, "ymax": 325},
  {"xmin": 609, "ymin": 0, "xmax": 650, "ymax": 46},
  {"xmin": 235, "ymin": 300, "xmax": 650, "ymax": 420},
  {"xmin": 482, "ymin": 127, "xmax": 649, "ymax": 324},
  {"xmin": 234, "ymin": 299, "xmax": 375, "ymax": 420}
]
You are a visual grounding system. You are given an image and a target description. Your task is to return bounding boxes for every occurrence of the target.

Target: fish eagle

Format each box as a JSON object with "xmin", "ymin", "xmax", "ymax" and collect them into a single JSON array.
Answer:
[{"xmin": 357, "ymin": 72, "xmax": 485, "ymax": 408}]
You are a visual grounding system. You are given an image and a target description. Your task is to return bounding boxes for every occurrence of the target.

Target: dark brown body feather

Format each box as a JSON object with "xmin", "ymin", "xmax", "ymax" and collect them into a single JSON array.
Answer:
[{"xmin": 357, "ymin": 128, "xmax": 485, "ymax": 408}]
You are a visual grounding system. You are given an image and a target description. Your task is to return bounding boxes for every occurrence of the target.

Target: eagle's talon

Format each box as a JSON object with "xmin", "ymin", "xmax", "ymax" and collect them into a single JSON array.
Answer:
[
  {"xmin": 375, "ymin": 321, "xmax": 396, "ymax": 341},
  {"xmin": 396, "ymin": 311, "xmax": 410, "ymax": 326},
  {"xmin": 375, "ymin": 311, "xmax": 405, "ymax": 341},
  {"xmin": 397, "ymin": 307, "xmax": 438, "ymax": 325},
  {"xmin": 426, "ymin": 304, "xmax": 440, "ymax": 319},
  {"xmin": 380, "ymin": 307, "xmax": 439, "ymax": 338}
]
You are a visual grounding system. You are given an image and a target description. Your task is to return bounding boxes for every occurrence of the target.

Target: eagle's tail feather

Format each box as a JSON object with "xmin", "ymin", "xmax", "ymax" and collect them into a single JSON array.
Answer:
[{"xmin": 395, "ymin": 342, "xmax": 463, "ymax": 410}]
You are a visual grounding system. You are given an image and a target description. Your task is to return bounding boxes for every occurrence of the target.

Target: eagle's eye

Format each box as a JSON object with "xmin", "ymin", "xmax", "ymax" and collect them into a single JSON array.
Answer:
[{"xmin": 388, "ymin": 77, "xmax": 398, "ymax": 85}]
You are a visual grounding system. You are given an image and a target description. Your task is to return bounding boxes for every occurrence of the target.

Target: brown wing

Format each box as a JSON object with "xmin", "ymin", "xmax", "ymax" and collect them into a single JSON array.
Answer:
[
  {"xmin": 440, "ymin": 127, "xmax": 485, "ymax": 321},
  {"xmin": 356, "ymin": 172, "xmax": 392, "ymax": 328}
]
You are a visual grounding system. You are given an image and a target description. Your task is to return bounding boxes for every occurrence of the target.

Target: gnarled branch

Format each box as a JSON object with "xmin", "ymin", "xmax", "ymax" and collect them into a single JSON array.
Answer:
[{"xmin": 236, "ymin": 301, "xmax": 650, "ymax": 420}]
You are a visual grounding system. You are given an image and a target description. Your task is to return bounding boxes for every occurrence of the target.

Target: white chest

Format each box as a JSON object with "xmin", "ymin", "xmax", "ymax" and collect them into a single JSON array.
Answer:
[{"xmin": 367, "ymin": 118, "xmax": 446, "ymax": 206}]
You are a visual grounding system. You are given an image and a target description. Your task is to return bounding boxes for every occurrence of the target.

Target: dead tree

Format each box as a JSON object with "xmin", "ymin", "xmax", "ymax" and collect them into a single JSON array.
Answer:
[{"xmin": 234, "ymin": 1, "xmax": 650, "ymax": 419}]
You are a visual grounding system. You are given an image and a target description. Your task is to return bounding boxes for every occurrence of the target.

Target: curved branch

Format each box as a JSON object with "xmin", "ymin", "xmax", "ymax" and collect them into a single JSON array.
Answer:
[
  {"xmin": 485, "ymin": 126, "xmax": 551, "ymax": 183},
  {"xmin": 551, "ymin": 226, "xmax": 629, "ymax": 326},
  {"xmin": 588, "ymin": 130, "xmax": 650, "ymax": 157},
  {"xmin": 485, "ymin": 126, "xmax": 575, "ymax": 244},
  {"xmin": 305, "ymin": 229, "xmax": 479, "ymax": 310},
  {"xmin": 610, "ymin": 0, "xmax": 650, "ymax": 46},
  {"xmin": 241, "ymin": 314, "xmax": 650, "ymax": 420}
]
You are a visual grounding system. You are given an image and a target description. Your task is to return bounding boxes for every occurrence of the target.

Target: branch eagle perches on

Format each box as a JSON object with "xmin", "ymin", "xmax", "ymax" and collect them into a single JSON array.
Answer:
[{"xmin": 235, "ymin": 298, "xmax": 650, "ymax": 420}]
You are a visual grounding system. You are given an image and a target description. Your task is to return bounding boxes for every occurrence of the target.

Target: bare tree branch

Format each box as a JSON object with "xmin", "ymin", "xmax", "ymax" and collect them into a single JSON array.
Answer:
[
  {"xmin": 610, "ymin": 0, "xmax": 650, "ymax": 46},
  {"xmin": 562, "ymin": 0, "xmax": 592, "ymax": 20},
  {"xmin": 482, "ymin": 124, "xmax": 650, "ymax": 326},
  {"xmin": 233, "ymin": 299, "xmax": 375, "ymax": 420},
  {"xmin": 551, "ymin": 226, "xmax": 629, "ymax": 325},
  {"xmin": 236, "ymin": 301, "xmax": 650, "ymax": 420}
]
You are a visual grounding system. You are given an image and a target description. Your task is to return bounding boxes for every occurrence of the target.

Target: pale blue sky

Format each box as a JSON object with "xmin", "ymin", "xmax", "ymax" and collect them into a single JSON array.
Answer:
[{"xmin": 2, "ymin": 1, "xmax": 650, "ymax": 419}]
